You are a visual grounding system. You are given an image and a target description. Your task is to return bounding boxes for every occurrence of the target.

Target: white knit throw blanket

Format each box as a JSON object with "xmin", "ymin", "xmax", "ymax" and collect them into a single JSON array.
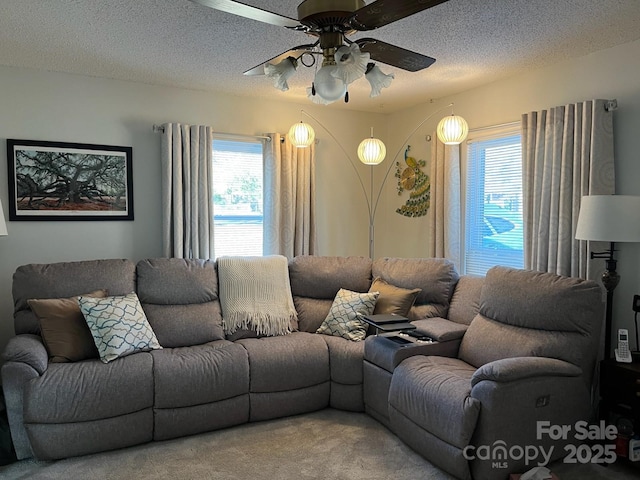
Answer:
[{"xmin": 217, "ymin": 255, "xmax": 297, "ymax": 336}]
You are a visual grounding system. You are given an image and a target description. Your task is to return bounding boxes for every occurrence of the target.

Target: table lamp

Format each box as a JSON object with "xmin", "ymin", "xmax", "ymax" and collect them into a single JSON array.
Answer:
[{"xmin": 575, "ymin": 195, "xmax": 640, "ymax": 359}]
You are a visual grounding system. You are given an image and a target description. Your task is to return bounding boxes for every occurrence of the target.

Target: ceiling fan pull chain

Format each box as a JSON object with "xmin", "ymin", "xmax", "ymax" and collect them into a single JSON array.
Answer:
[
  {"xmin": 345, "ymin": 91, "xmax": 349, "ymax": 103},
  {"xmin": 312, "ymin": 83, "xmax": 316, "ymax": 96}
]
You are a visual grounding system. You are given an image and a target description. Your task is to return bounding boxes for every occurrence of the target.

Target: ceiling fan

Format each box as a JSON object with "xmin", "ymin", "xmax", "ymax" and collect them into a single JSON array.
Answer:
[{"xmin": 190, "ymin": 0, "xmax": 450, "ymax": 104}]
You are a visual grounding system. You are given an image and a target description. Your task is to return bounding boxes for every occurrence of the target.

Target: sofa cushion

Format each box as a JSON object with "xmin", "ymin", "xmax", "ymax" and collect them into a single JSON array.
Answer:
[
  {"xmin": 136, "ymin": 258, "xmax": 224, "ymax": 347},
  {"xmin": 292, "ymin": 297, "xmax": 333, "ymax": 333},
  {"xmin": 13, "ymin": 259, "xmax": 136, "ymax": 336},
  {"xmin": 447, "ymin": 275, "xmax": 484, "ymax": 325},
  {"xmin": 372, "ymin": 258, "xmax": 459, "ymax": 320},
  {"xmin": 152, "ymin": 340, "xmax": 249, "ymax": 408},
  {"xmin": 459, "ymin": 266, "xmax": 604, "ymax": 370},
  {"xmin": 79, "ymin": 293, "xmax": 162, "ymax": 363},
  {"xmin": 321, "ymin": 334, "xmax": 365, "ymax": 385},
  {"xmin": 389, "ymin": 355, "xmax": 480, "ymax": 449},
  {"xmin": 316, "ymin": 289, "xmax": 379, "ymax": 341},
  {"xmin": 369, "ymin": 277, "xmax": 421, "ymax": 316},
  {"xmin": 237, "ymin": 332, "xmax": 329, "ymax": 393},
  {"xmin": 23, "ymin": 352, "xmax": 154, "ymax": 424},
  {"xmin": 288, "ymin": 255, "xmax": 372, "ymax": 299},
  {"xmin": 28, "ymin": 289, "xmax": 107, "ymax": 362}
]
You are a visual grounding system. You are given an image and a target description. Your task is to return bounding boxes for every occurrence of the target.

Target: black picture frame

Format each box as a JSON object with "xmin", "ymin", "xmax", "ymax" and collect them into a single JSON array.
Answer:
[{"xmin": 6, "ymin": 139, "xmax": 134, "ymax": 221}]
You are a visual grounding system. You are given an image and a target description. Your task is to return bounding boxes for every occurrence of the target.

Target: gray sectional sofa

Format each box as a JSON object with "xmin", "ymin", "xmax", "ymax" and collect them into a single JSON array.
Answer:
[{"xmin": 1, "ymin": 255, "xmax": 604, "ymax": 480}]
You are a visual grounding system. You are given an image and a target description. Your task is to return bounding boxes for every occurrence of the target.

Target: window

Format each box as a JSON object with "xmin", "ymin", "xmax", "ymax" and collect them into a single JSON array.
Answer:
[
  {"xmin": 212, "ymin": 138, "xmax": 264, "ymax": 258},
  {"xmin": 464, "ymin": 130, "xmax": 523, "ymax": 275}
]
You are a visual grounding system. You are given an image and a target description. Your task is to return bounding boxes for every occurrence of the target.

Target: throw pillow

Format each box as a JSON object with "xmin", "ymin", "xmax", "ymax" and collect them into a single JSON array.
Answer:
[
  {"xmin": 28, "ymin": 289, "xmax": 108, "ymax": 363},
  {"xmin": 369, "ymin": 277, "xmax": 421, "ymax": 316},
  {"xmin": 79, "ymin": 292, "xmax": 162, "ymax": 363},
  {"xmin": 316, "ymin": 288, "xmax": 379, "ymax": 341}
]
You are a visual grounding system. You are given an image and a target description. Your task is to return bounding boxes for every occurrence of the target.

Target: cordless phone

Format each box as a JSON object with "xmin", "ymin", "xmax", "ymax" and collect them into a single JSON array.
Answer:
[{"xmin": 615, "ymin": 329, "xmax": 632, "ymax": 363}]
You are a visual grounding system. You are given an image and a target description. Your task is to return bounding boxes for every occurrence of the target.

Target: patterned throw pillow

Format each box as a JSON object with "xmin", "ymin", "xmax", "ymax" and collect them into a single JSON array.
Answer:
[
  {"xmin": 316, "ymin": 288, "xmax": 379, "ymax": 341},
  {"xmin": 79, "ymin": 292, "xmax": 162, "ymax": 363}
]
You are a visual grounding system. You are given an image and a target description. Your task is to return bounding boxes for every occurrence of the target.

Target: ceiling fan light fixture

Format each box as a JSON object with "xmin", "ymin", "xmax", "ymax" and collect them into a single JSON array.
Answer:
[
  {"xmin": 436, "ymin": 114, "xmax": 469, "ymax": 145},
  {"xmin": 365, "ymin": 63, "xmax": 394, "ymax": 98},
  {"xmin": 264, "ymin": 56, "xmax": 298, "ymax": 91},
  {"xmin": 306, "ymin": 85, "xmax": 333, "ymax": 105},
  {"xmin": 288, "ymin": 121, "xmax": 316, "ymax": 148},
  {"xmin": 332, "ymin": 44, "xmax": 370, "ymax": 84},
  {"xmin": 313, "ymin": 64, "xmax": 346, "ymax": 103}
]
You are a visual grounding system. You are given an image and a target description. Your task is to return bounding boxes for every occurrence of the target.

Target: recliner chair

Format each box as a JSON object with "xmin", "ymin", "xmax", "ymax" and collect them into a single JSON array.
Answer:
[{"xmin": 388, "ymin": 266, "xmax": 604, "ymax": 480}]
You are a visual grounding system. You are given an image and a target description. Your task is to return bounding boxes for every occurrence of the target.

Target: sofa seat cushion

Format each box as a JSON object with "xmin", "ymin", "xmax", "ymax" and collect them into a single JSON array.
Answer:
[
  {"xmin": 321, "ymin": 335, "xmax": 364, "ymax": 385},
  {"xmin": 237, "ymin": 332, "xmax": 329, "ymax": 393},
  {"xmin": 152, "ymin": 340, "xmax": 249, "ymax": 409},
  {"xmin": 23, "ymin": 352, "xmax": 153, "ymax": 424},
  {"xmin": 389, "ymin": 356, "xmax": 480, "ymax": 449}
]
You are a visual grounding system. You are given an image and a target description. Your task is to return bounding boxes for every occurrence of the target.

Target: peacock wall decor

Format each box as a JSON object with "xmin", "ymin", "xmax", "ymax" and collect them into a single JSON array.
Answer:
[{"xmin": 395, "ymin": 145, "xmax": 430, "ymax": 217}]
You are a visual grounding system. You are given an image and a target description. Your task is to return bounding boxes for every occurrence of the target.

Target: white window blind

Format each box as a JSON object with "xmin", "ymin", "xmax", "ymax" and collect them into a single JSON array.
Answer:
[
  {"xmin": 465, "ymin": 132, "xmax": 523, "ymax": 275},
  {"xmin": 212, "ymin": 139, "xmax": 264, "ymax": 258}
]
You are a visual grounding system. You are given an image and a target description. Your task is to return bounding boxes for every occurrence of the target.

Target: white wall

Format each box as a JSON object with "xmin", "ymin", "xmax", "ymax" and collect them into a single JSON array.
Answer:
[
  {"xmin": 380, "ymin": 38, "xmax": 640, "ymax": 350},
  {"xmin": 0, "ymin": 66, "xmax": 386, "ymax": 355}
]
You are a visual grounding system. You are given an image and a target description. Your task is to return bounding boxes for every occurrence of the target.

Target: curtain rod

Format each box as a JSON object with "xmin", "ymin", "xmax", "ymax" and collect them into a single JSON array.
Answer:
[
  {"xmin": 152, "ymin": 124, "xmax": 272, "ymax": 142},
  {"xmin": 468, "ymin": 121, "xmax": 521, "ymax": 134}
]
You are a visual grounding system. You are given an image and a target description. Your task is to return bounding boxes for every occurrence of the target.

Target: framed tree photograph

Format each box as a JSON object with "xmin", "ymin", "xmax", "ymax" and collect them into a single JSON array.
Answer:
[{"xmin": 6, "ymin": 139, "xmax": 134, "ymax": 221}]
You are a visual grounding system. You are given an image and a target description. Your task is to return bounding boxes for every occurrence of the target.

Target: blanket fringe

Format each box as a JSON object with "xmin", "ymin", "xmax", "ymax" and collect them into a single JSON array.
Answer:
[{"xmin": 223, "ymin": 312, "xmax": 294, "ymax": 336}]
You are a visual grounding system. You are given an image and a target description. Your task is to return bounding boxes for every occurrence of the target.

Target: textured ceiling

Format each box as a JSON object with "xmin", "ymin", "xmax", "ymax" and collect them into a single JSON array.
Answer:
[{"xmin": 1, "ymin": 0, "xmax": 640, "ymax": 113}]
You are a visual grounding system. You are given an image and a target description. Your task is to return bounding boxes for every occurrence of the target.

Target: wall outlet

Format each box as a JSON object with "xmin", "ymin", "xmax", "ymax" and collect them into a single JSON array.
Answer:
[{"xmin": 633, "ymin": 294, "xmax": 640, "ymax": 313}]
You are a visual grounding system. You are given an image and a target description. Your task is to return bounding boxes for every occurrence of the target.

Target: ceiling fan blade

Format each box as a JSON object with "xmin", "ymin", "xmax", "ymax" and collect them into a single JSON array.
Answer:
[
  {"xmin": 356, "ymin": 38, "xmax": 435, "ymax": 71},
  {"xmin": 243, "ymin": 44, "xmax": 318, "ymax": 76},
  {"xmin": 351, "ymin": 0, "xmax": 449, "ymax": 31},
  {"xmin": 190, "ymin": 0, "xmax": 302, "ymax": 29}
]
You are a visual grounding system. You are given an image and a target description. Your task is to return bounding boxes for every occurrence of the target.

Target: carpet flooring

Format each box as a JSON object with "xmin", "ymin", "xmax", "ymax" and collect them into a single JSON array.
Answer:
[{"xmin": 1, "ymin": 409, "xmax": 637, "ymax": 479}]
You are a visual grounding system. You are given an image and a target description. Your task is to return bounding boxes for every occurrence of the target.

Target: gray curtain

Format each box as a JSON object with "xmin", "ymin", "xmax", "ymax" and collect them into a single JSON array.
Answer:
[
  {"xmin": 522, "ymin": 99, "xmax": 615, "ymax": 278},
  {"xmin": 263, "ymin": 133, "xmax": 317, "ymax": 258},
  {"xmin": 428, "ymin": 135, "xmax": 462, "ymax": 271},
  {"xmin": 161, "ymin": 123, "xmax": 214, "ymax": 259}
]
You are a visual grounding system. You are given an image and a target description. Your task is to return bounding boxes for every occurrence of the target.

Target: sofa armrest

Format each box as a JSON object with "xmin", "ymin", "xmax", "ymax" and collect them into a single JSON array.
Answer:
[
  {"xmin": 471, "ymin": 356, "xmax": 581, "ymax": 387},
  {"xmin": 2, "ymin": 334, "xmax": 48, "ymax": 375},
  {"xmin": 411, "ymin": 317, "xmax": 468, "ymax": 342}
]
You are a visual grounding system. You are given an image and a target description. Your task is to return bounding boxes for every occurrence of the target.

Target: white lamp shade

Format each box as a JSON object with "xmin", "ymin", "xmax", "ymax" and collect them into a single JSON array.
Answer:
[
  {"xmin": 313, "ymin": 65, "xmax": 346, "ymax": 103},
  {"xmin": 288, "ymin": 122, "xmax": 315, "ymax": 148},
  {"xmin": 358, "ymin": 137, "xmax": 386, "ymax": 165},
  {"xmin": 436, "ymin": 114, "xmax": 469, "ymax": 145},
  {"xmin": 575, "ymin": 195, "xmax": 640, "ymax": 242},
  {"xmin": 0, "ymin": 199, "xmax": 7, "ymax": 236},
  {"xmin": 264, "ymin": 57, "xmax": 297, "ymax": 92},
  {"xmin": 365, "ymin": 64, "xmax": 394, "ymax": 98},
  {"xmin": 332, "ymin": 44, "xmax": 370, "ymax": 85}
]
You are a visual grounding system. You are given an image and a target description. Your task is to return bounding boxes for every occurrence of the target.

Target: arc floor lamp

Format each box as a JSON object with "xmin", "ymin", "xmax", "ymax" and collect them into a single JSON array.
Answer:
[{"xmin": 288, "ymin": 104, "xmax": 468, "ymax": 258}]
